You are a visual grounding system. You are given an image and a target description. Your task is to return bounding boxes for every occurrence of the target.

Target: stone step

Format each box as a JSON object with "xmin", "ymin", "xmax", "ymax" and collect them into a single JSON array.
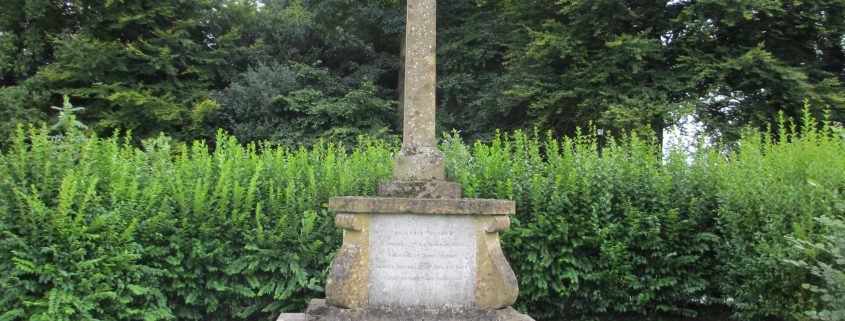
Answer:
[{"xmin": 277, "ymin": 313, "xmax": 305, "ymax": 321}]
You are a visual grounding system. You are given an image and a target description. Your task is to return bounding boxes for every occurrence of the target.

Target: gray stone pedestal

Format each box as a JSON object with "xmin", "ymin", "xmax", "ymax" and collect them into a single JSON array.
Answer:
[
  {"xmin": 325, "ymin": 197, "xmax": 518, "ymax": 308},
  {"xmin": 302, "ymin": 299, "xmax": 533, "ymax": 321},
  {"xmin": 289, "ymin": 194, "xmax": 532, "ymax": 321},
  {"xmin": 279, "ymin": 0, "xmax": 533, "ymax": 318}
]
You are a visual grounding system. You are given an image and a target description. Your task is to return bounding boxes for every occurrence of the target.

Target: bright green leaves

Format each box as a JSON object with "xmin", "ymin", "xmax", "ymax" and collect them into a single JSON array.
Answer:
[
  {"xmin": 0, "ymin": 126, "xmax": 396, "ymax": 320},
  {"xmin": 791, "ymin": 217, "xmax": 845, "ymax": 321},
  {"xmin": 1, "ymin": 117, "xmax": 843, "ymax": 320},
  {"xmin": 443, "ymin": 114, "xmax": 844, "ymax": 321}
]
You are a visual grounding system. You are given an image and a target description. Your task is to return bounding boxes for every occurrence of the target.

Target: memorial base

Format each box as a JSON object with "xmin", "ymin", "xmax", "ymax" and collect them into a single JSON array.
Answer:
[
  {"xmin": 303, "ymin": 194, "xmax": 531, "ymax": 321},
  {"xmin": 297, "ymin": 299, "xmax": 535, "ymax": 321}
]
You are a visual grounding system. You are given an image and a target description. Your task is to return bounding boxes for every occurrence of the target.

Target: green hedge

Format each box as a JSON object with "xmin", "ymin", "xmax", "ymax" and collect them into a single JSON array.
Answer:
[
  {"xmin": 0, "ymin": 128, "xmax": 394, "ymax": 321},
  {"xmin": 1, "ymin": 116, "xmax": 843, "ymax": 321}
]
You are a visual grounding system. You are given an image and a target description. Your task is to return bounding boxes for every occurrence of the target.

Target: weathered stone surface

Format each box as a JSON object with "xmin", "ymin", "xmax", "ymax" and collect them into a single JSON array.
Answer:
[
  {"xmin": 323, "ymin": 209, "xmax": 522, "ymax": 312},
  {"xmin": 329, "ymin": 197, "xmax": 515, "ymax": 215},
  {"xmin": 393, "ymin": 147, "xmax": 446, "ymax": 181},
  {"xmin": 378, "ymin": 180, "xmax": 461, "ymax": 199},
  {"xmin": 292, "ymin": 0, "xmax": 532, "ymax": 318},
  {"xmin": 475, "ymin": 216, "xmax": 519, "ymax": 309},
  {"xmin": 326, "ymin": 214, "xmax": 371, "ymax": 309},
  {"xmin": 401, "ymin": 0, "xmax": 437, "ymax": 150},
  {"xmin": 277, "ymin": 313, "xmax": 305, "ymax": 321},
  {"xmin": 394, "ymin": 0, "xmax": 443, "ymax": 181},
  {"xmin": 305, "ymin": 299, "xmax": 535, "ymax": 321},
  {"xmin": 369, "ymin": 214, "xmax": 476, "ymax": 307}
]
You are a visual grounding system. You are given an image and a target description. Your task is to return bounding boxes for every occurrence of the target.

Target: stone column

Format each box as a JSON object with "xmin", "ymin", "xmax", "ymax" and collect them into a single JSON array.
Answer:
[
  {"xmin": 293, "ymin": 0, "xmax": 532, "ymax": 320},
  {"xmin": 393, "ymin": 0, "xmax": 445, "ymax": 182}
]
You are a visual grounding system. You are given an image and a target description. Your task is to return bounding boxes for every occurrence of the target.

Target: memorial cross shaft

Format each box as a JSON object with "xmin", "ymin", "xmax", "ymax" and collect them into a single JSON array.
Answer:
[
  {"xmin": 393, "ymin": 0, "xmax": 445, "ymax": 181},
  {"xmin": 300, "ymin": 1, "xmax": 532, "ymax": 320}
]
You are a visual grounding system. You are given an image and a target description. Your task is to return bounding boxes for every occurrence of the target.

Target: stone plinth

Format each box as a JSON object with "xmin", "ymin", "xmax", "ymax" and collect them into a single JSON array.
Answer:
[
  {"xmin": 280, "ymin": 0, "xmax": 534, "ymax": 318},
  {"xmin": 378, "ymin": 180, "xmax": 461, "ymax": 199},
  {"xmin": 295, "ymin": 196, "xmax": 532, "ymax": 321},
  {"xmin": 370, "ymin": 213, "xmax": 475, "ymax": 306},
  {"xmin": 301, "ymin": 299, "xmax": 534, "ymax": 321},
  {"xmin": 327, "ymin": 197, "xmax": 514, "ymax": 215},
  {"xmin": 277, "ymin": 313, "xmax": 305, "ymax": 321}
]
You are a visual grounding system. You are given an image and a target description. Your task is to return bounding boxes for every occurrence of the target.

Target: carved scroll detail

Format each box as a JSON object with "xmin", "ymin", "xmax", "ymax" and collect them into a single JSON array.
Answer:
[
  {"xmin": 484, "ymin": 215, "xmax": 511, "ymax": 233},
  {"xmin": 475, "ymin": 215, "xmax": 519, "ymax": 309},
  {"xmin": 326, "ymin": 213, "xmax": 370, "ymax": 309},
  {"xmin": 335, "ymin": 213, "xmax": 364, "ymax": 231}
]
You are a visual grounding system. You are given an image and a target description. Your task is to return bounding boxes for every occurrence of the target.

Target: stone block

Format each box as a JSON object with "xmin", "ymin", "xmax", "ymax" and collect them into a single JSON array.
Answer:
[
  {"xmin": 475, "ymin": 216, "xmax": 519, "ymax": 309},
  {"xmin": 304, "ymin": 299, "xmax": 535, "ymax": 321},
  {"xmin": 323, "ymin": 196, "xmax": 519, "ymax": 312},
  {"xmin": 328, "ymin": 197, "xmax": 515, "ymax": 215},
  {"xmin": 326, "ymin": 214, "xmax": 371, "ymax": 309},
  {"xmin": 393, "ymin": 147, "xmax": 446, "ymax": 181},
  {"xmin": 378, "ymin": 180, "xmax": 461, "ymax": 199},
  {"xmin": 368, "ymin": 214, "xmax": 476, "ymax": 307},
  {"xmin": 277, "ymin": 313, "xmax": 305, "ymax": 321}
]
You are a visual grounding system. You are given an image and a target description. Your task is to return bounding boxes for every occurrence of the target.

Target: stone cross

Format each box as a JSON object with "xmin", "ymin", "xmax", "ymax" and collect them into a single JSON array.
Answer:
[{"xmin": 293, "ymin": 1, "xmax": 532, "ymax": 320}]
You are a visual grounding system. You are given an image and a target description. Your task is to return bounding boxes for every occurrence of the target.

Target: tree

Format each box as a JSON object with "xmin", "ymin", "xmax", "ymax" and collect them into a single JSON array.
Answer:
[
  {"xmin": 214, "ymin": 62, "xmax": 395, "ymax": 146},
  {"xmin": 211, "ymin": 0, "xmax": 402, "ymax": 146},
  {"xmin": 0, "ymin": 0, "xmax": 260, "ymax": 143},
  {"xmin": 437, "ymin": 0, "xmax": 691, "ymax": 144},
  {"xmin": 437, "ymin": 0, "xmax": 524, "ymax": 141},
  {"xmin": 436, "ymin": 0, "xmax": 844, "ymax": 143},
  {"xmin": 2, "ymin": 0, "xmax": 841, "ymax": 146},
  {"xmin": 674, "ymin": 0, "xmax": 845, "ymax": 140}
]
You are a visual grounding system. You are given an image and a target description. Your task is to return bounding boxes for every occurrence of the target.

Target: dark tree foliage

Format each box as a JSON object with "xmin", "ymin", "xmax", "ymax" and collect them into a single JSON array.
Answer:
[
  {"xmin": 0, "ymin": 0, "xmax": 402, "ymax": 146},
  {"xmin": 211, "ymin": 0, "xmax": 401, "ymax": 146},
  {"xmin": 436, "ymin": 0, "xmax": 845, "ymax": 143},
  {"xmin": 437, "ymin": 0, "xmax": 520, "ymax": 141},
  {"xmin": 0, "ymin": 0, "xmax": 259, "ymax": 143},
  {"xmin": 673, "ymin": 0, "xmax": 845, "ymax": 140},
  {"xmin": 214, "ymin": 62, "xmax": 394, "ymax": 146},
  {"xmin": 0, "ymin": 0, "xmax": 842, "ymax": 146}
]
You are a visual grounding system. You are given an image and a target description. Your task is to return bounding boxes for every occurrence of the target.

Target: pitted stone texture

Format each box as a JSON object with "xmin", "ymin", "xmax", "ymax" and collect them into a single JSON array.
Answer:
[
  {"xmin": 378, "ymin": 180, "xmax": 461, "ymax": 199},
  {"xmin": 475, "ymin": 216, "xmax": 519, "ymax": 309},
  {"xmin": 393, "ymin": 147, "xmax": 445, "ymax": 181},
  {"xmin": 401, "ymin": 0, "xmax": 437, "ymax": 150},
  {"xmin": 369, "ymin": 214, "xmax": 476, "ymax": 307},
  {"xmin": 304, "ymin": 299, "xmax": 535, "ymax": 321},
  {"xmin": 277, "ymin": 313, "xmax": 305, "ymax": 321},
  {"xmin": 326, "ymin": 214, "xmax": 371, "ymax": 309},
  {"xmin": 395, "ymin": 0, "xmax": 442, "ymax": 181},
  {"xmin": 329, "ymin": 197, "xmax": 515, "ymax": 215}
]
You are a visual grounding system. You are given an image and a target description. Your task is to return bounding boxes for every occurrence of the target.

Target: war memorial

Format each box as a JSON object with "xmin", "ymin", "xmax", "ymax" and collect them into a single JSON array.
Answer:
[{"xmin": 278, "ymin": 0, "xmax": 533, "ymax": 320}]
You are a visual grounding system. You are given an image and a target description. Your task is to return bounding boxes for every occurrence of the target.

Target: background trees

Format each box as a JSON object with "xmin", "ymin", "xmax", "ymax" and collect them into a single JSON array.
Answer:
[
  {"xmin": 437, "ymin": 0, "xmax": 845, "ymax": 143},
  {"xmin": 0, "ymin": 0, "xmax": 842, "ymax": 146},
  {"xmin": 212, "ymin": 0, "xmax": 401, "ymax": 145},
  {"xmin": 0, "ymin": 0, "xmax": 257, "ymax": 142}
]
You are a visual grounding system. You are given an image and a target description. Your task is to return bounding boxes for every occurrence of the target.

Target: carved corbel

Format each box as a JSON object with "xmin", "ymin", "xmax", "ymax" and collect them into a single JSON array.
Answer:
[
  {"xmin": 475, "ymin": 215, "xmax": 519, "ymax": 309},
  {"xmin": 325, "ymin": 213, "xmax": 370, "ymax": 309}
]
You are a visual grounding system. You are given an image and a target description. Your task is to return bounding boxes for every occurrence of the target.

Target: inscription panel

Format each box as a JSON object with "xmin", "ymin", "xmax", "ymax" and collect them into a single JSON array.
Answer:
[{"xmin": 368, "ymin": 214, "xmax": 476, "ymax": 307}]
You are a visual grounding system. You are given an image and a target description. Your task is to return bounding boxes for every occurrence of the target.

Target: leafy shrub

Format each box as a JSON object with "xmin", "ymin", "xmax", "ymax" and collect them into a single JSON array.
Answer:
[
  {"xmin": 711, "ymin": 113, "xmax": 845, "ymax": 321},
  {"xmin": 0, "ymin": 126, "xmax": 393, "ymax": 321},
  {"xmin": 444, "ymin": 129, "xmax": 721, "ymax": 320},
  {"xmin": 790, "ymin": 217, "xmax": 845, "ymax": 321},
  {"xmin": 1, "ymin": 113, "xmax": 843, "ymax": 321}
]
